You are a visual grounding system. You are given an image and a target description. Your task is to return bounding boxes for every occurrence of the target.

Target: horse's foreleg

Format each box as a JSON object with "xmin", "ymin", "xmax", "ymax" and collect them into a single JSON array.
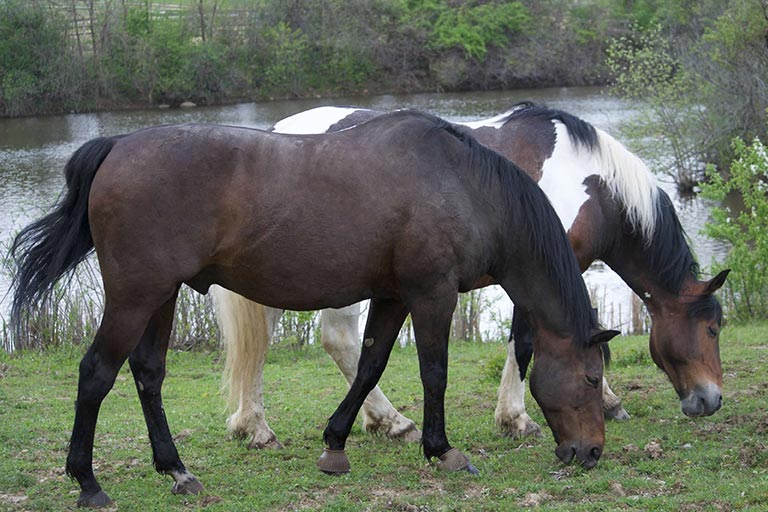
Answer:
[
  {"xmin": 410, "ymin": 291, "xmax": 477, "ymax": 474},
  {"xmin": 66, "ymin": 304, "xmax": 155, "ymax": 508},
  {"xmin": 129, "ymin": 292, "xmax": 203, "ymax": 496},
  {"xmin": 495, "ymin": 309, "xmax": 542, "ymax": 438},
  {"xmin": 318, "ymin": 299, "xmax": 408, "ymax": 474},
  {"xmin": 321, "ymin": 304, "xmax": 419, "ymax": 442},
  {"xmin": 214, "ymin": 286, "xmax": 284, "ymax": 449}
]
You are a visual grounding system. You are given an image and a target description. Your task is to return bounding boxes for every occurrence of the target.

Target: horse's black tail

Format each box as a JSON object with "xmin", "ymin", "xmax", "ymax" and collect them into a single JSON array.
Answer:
[{"xmin": 10, "ymin": 136, "xmax": 121, "ymax": 334}]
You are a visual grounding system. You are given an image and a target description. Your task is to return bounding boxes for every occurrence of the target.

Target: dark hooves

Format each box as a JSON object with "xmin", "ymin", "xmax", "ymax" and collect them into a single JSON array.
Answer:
[
  {"xmin": 76, "ymin": 490, "xmax": 112, "ymax": 508},
  {"xmin": 317, "ymin": 448, "xmax": 351, "ymax": 475},
  {"xmin": 171, "ymin": 477, "xmax": 205, "ymax": 495},
  {"xmin": 436, "ymin": 448, "xmax": 478, "ymax": 475}
]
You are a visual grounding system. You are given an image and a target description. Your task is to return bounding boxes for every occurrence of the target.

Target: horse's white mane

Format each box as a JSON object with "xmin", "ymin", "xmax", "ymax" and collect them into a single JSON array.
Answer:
[{"xmin": 590, "ymin": 127, "xmax": 659, "ymax": 243}]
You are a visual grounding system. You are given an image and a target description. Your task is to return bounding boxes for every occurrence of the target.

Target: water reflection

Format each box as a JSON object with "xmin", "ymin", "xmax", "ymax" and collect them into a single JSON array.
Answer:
[{"xmin": 0, "ymin": 86, "xmax": 727, "ymax": 336}]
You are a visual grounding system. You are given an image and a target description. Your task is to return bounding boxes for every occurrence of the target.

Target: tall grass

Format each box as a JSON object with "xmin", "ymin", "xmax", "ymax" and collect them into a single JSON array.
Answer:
[{"xmin": 1, "ymin": 254, "xmax": 220, "ymax": 352}]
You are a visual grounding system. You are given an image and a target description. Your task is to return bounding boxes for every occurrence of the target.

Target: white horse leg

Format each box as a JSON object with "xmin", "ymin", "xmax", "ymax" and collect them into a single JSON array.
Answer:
[
  {"xmin": 602, "ymin": 377, "xmax": 630, "ymax": 420},
  {"xmin": 213, "ymin": 285, "xmax": 284, "ymax": 449},
  {"xmin": 320, "ymin": 304, "xmax": 420, "ymax": 441},
  {"xmin": 494, "ymin": 341, "xmax": 542, "ymax": 437}
]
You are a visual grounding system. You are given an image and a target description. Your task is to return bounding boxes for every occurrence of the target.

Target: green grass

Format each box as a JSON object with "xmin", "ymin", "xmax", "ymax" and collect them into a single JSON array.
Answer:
[{"xmin": 1, "ymin": 323, "xmax": 767, "ymax": 511}]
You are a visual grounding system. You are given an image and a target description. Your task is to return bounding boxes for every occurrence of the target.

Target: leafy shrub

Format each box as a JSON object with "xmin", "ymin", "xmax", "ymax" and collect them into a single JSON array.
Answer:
[
  {"xmin": 605, "ymin": 23, "xmax": 705, "ymax": 190},
  {"xmin": 700, "ymin": 135, "xmax": 768, "ymax": 322}
]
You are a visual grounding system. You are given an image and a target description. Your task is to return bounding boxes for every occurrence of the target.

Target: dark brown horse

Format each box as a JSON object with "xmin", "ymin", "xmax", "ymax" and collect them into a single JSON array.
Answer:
[{"xmin": 11, "ymin": 111, "xmax": 617, "ymax": 508}]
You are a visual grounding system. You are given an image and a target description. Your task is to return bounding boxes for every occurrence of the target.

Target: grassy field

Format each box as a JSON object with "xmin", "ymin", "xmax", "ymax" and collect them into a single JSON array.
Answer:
[{"xmin": 1, "ymin": 323, "xmax": 767, "ymax": 511}]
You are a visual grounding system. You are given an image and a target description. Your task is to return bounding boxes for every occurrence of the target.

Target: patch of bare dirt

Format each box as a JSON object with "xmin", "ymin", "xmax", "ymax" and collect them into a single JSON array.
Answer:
[
  {"xmin": 517, "ymin": 491, "xmax": 553, "ymax": 507},
  {"xmin": 644, "ymin": 440, "xmax": 664, "ymax": 459}
]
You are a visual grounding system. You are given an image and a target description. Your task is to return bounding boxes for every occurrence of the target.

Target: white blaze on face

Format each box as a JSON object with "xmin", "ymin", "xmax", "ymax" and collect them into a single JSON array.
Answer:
[
  {"xmin": 537, "ymin": 121, "xmax": 595, "ymax": 232},
  {"xmin": 272, "ymin": 106, "xmax": 369, "ymax": 135}
]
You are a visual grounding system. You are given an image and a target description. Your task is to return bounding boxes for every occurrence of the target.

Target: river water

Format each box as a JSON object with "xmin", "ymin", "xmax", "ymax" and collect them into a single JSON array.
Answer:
[{"xmin": 0, "ymin": 86, "xmax": 728, "ymax": 338}]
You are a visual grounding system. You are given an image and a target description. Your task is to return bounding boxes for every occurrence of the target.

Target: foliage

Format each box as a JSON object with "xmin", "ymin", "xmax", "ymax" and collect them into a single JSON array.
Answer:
[
  {"xmin": 426, "ymin": 1, "xmax": 529, "ymax": 59},
  {"xmin": 0, "ymin": 1, "xmax": 72, "ymax": 116},
  {"xmin": 701, "ymin": 135, "xmax": 768, "ymax": 322},
  {"xmin": 605, "ymin": 23, "xmax": 705, "ymax": 190},
  {"xmin": 2, "ymin": 326, "xmax": 768, "ymax": 510},
  {"xmin": 0, "ymin": 0, "xmax": 652, "ymax": 117},
  {"xmin": 606, "ymin": 1, "xmax": 768, "ymax": 189},
  {"xmin": 276, "ymin": 310, "xmax": 319, "ymax": 348}
]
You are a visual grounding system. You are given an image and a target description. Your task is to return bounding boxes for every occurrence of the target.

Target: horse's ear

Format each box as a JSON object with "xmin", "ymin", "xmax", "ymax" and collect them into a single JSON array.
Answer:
[
  {"xmin": 705, "ymin": 269, "xmax": 730, "ymax": 294},
  {"xmin": 590, "ymin": 329, "xmax": 620, "ymax": 345}
]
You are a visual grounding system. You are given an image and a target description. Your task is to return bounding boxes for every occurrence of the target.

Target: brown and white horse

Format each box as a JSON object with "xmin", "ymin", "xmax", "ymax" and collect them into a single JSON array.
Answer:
[{"xmin": 216, "ymin": 102, "xmax": 728, "ymax": 448}]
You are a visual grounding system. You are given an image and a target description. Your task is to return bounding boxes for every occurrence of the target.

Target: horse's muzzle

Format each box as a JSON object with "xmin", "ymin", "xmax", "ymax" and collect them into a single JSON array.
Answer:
[
  {"xmin": 555, "ymin": 442, "xmax": 603, "ymax": 469},
  {"xmin": 681, "ymin": 382, "xmax": 722, "ymax": 417}
]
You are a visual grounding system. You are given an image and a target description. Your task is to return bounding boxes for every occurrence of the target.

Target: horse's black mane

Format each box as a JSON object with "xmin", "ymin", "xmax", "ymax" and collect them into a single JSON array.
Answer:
[
  {"xmin": 646, "ymin": 190, "xmax": 700, "ymax": 293},
  {"xmin": 503, "ymin": 101, "xmax": 599, "ymax": 151},
  {"xmin": 390, "ymin": 109, "xmax": 596, "ymax": 344}
]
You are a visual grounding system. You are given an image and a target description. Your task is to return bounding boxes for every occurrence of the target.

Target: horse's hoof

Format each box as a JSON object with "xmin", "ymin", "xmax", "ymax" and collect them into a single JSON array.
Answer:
[
  {"xmin": 390, "ymin": 423, "xmax": 422, "ymax": 443},
  {"xmin": 604, "ymin": 404, "xmax": 630, "ymax": 421},
  {"xmin": 497, "ymin": 417, "xmax": 542, "ymax": 439},
  {"xmin": 76, "ymin": 489, "xmax": 112, "ymax": 508},
  {"xmin": 317, "ymin": 448, "xmax": 350, "ymax": 475},
  {"xmin": 464, "ymin": 463, "xmax": 480, "ymax": 475},
  {"xmin": 248, "ymin": 434, "xmax": 284, "ymax": 450},
  {"xmin": 171, "ymin": 476, "xmax": 205, "ymax": 495},
  {"xmin": 436, "ymin": 447, "xmax": 476, "ymax": 474}
]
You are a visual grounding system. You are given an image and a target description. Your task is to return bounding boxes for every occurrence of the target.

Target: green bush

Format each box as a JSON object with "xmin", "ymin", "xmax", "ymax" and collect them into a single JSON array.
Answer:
[
  {"xmin": 701, "ymin": 135, "xmax": 768, "ymax": 322},
  {"xmin": 605, "ymin": 23, "xmax": 704, "ymax": 190}
]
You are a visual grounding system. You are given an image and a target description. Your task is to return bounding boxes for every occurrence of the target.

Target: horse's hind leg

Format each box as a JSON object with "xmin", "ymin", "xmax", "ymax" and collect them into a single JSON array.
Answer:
[
  {"xmin": 320, "ymin": 304, "xmax": 420, "ymax": 441},
  {"xmin": 318, "ymin": 298, "xmax": 408, "ymax": 474},
  {"xmin": 66, "ymin": 302, "xmax": 159, "ymax": 508},
  {"xmin": 129, "ymin": 290, "xmax": 204, "ymax": 495}
]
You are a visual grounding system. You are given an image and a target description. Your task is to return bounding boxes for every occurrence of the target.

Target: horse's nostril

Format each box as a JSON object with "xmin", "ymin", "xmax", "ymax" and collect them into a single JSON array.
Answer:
[{"xmin": 590, "ymin": 446, "xmax": 602, "ymax": 460}]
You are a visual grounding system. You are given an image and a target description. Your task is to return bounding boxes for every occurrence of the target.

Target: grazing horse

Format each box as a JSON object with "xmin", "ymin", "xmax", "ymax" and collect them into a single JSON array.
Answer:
[
  {"xmin": 11, "ymin": 110, "xmax": 617, "ymax": 508},
  {"xmin": 217, "ymin": 102, "xmax": 728, "ymax": 449}
]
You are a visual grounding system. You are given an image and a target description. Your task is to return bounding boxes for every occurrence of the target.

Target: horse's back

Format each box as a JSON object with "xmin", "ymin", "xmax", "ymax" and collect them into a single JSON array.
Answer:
[{"xmin": 89, "ymin": 115, "xmax": 494, "ymax": 310}]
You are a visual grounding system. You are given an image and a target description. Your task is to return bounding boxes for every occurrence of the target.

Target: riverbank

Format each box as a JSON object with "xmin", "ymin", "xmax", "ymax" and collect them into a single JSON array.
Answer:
[{"xmin": 1, "ymin": 323, "xmax": 766, "ymax": 510}]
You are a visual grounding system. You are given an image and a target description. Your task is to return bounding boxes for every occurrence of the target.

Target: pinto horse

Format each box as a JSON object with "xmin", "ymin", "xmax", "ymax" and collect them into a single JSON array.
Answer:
[
  {"xmin": 11, "ymin": 110, "xmax": 618, "ymax": 508},
  {"xmin": 217, "ymin": 102, "xmax": 728, "ymax": 450}
]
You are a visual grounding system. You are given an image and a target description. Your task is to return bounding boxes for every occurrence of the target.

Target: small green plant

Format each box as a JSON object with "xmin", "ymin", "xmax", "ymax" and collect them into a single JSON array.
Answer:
[
  {"xmin": 700, "ymin": 135, "xmax": 768, "ymax": 322},
  {"xmin": 605, "ymin": 23, "xmax": 705, "ymax": 191}
]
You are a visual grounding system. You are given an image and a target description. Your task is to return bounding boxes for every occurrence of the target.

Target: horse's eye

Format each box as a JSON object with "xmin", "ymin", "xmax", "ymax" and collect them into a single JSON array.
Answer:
[
  {"xmin": 585, "ymin": 375, "xmax": 600, "ymax": 388},
  {"xmin": 708, "ymin": 326, "xmax": 719, "ymax": 337}
]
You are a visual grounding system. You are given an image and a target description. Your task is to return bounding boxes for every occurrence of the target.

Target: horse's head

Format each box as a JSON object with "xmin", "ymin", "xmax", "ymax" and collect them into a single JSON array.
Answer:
[
  {"xmin": 648, "ymin": 269, "xmax": 729, "ymax": 417},
  {"xmin": 527, "ymin": 324, "xmax": 619, "ymax": 469}
]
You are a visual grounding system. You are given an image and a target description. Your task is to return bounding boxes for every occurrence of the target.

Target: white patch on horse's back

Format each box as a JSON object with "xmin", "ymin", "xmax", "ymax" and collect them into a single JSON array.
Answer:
[
  {"xmin": 538, "ymin": 121, "xmax": 594, "ymax": 232},
  {"xmin": 459, "ymin": 106, "xmax": 528, "ymax": 130},
  {"xmin": 539, "ymin": 121, "xmax": 660, "ymax": 241},
  {"xmin": 272, "ymin": 106, "xmax": 368, "ymax": 134}
]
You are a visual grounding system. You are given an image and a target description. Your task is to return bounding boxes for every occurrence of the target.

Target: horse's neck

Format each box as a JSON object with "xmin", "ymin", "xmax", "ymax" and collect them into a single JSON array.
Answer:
[{"xmin": 602, "ymin": 242, "xmax": 694, "ymax": 313}]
